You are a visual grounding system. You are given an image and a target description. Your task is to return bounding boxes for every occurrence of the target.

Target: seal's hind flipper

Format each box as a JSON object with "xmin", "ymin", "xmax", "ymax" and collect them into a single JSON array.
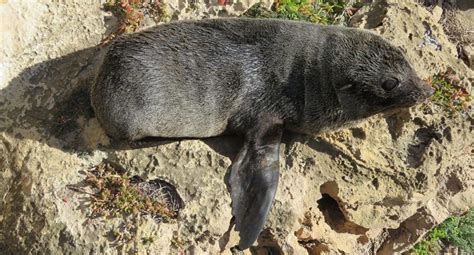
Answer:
[{"xmin": 229, "ymin": 117, "xmax": 283, "ymax": 250}]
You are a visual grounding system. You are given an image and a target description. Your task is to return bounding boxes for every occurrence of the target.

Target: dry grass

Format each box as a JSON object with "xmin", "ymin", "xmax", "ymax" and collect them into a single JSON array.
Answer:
[
  {"xmin": 68, "ymin": 161, "xmax": 184, "ymax": 245},
  {"xmin": 84, "ymin": 162, "xmax": 183, "ymax": 222}
]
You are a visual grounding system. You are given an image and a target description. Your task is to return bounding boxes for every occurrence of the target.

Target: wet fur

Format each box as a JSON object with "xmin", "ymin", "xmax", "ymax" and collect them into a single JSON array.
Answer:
[{"xmin": 91, "ymin": 18, "xmax": 433, "ymax": 250}]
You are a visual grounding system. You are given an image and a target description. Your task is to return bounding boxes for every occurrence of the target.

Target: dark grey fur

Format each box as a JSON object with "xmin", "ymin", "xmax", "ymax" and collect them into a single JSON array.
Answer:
[{"xmin": 91, "ymin": 18, "xmax": 433, "ymax": 250}]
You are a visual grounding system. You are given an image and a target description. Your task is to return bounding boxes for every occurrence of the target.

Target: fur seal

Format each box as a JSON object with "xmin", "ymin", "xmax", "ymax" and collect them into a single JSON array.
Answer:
[{"xmin": 91, "ymin": 18, "xmax": 434, "ymax": 250}]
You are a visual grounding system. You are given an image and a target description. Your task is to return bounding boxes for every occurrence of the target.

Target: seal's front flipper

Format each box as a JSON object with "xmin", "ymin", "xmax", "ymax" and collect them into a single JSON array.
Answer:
[{"xmin": 229, "ymin": 117, "xmax": 283, "ymax": 250}]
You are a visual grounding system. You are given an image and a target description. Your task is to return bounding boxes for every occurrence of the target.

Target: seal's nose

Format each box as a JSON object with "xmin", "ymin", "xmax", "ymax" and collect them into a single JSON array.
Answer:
[
  {"xmin": 416, "ymin": 84, "xmax": 435, "ymax": 104},
  {"xmin": 425, "ymin": 86, "xmax": 435, "ymax": 97},
  {"xmin": 419, "ymin": 79, "xmax": 435, "ymax": 97}
]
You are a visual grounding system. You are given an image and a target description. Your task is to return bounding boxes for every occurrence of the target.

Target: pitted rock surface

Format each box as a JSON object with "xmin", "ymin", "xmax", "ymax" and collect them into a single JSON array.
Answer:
[{"xmin": 0, "ymin": 0, "xmax": 472, "ymax": 254}]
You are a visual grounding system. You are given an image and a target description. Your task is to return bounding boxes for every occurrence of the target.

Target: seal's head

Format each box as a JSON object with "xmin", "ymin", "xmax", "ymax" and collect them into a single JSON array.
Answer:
[{"xmin": 327, "ymin": 30, "xmax": 434, "ymax": 119}]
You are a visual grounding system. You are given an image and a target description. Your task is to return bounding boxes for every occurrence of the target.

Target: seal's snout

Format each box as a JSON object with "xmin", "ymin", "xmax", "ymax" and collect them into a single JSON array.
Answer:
[
  {"xmin": 408, "ymin": 79, "xmax": 435, "ymax": 106},
  {"xmin": 417, "ymin": 79, "xmax": 435, "ymax": 100},
  {"xmin": 422, "ymin": 83, "xmax": 435, "ymax": 97}
]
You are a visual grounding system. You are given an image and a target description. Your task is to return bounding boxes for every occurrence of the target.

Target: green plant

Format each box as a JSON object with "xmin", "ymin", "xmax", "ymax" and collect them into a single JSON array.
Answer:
[
  {"xmin": 242, "ymin": 0, "xmax": 353, "ymax": 25},
  {"xmin": 242, "ymin": 2, "xmax": 277, "ymax": 19},
  {"xmin": 412, "ymin": 240, "xmax": 430, "ymax": 255},
  {"xmin": 102, "ymin": 0, "xmax": 168, "ymax": 44},
  {"xmin": 428, "ymin": 70, "xmax": 471, "ymax": 114},
  {"xmin": 142, "ymin": 236, "xmax": 155, "ymax": 245},
  {"xmin": 412, "ymin": 208, "xmax": 474, "ymax": 254},
  {"xmin": 104, "ymin": 0, "xmax": 144, "ymax": 35},
  {"xmin": 66, "ymin": 162, "xmax": 183, "ymax": 245},
  {"xmin": 276, "ymin": 0, "xmax": 346, "ymax": 24},
  {"xmin": 442, "ymin": 208, "xmax": 474, "ymax": 252},
  {"xmin": 83, "ymin": 162, "xmax": 177, "ymax": 221}
]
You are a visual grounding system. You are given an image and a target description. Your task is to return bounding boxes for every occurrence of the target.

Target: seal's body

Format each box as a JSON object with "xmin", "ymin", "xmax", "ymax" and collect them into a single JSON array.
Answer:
[{"xmin": 91, "ymin": 18, "xmax": 433, "ymax": 250}]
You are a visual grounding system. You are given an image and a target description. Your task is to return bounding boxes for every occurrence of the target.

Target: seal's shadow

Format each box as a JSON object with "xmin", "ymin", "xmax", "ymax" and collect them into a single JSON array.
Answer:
[
  {"xmin": 0, "ymin": 48, "xmax": 177, "ymax": 153},
  {"xmin": 1, "ymin": 46, "xmax": 103, "ymax": 151}
]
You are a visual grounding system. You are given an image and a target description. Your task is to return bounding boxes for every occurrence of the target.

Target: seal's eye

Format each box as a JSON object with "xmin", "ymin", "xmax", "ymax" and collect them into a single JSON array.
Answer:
[{"xmin": 382, "ymin": 79, "xmax": 400, "ymax": 91}]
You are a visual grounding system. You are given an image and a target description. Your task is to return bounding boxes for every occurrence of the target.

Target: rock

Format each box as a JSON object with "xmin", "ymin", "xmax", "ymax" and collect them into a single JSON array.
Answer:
[
  {"xmin": 461, "ymin": 44, "xmax": 474, "ymax": 69},
  {"xmin": 0, "ymin": 0, "xmax": 473, "ymax": 254},
  {"xmin": 431, "ymin": 6, "xmax": 443, "ymax": 23},
  {"xmin": 162, "ymin": 0, "xmax": 273, "ymax": 21}
]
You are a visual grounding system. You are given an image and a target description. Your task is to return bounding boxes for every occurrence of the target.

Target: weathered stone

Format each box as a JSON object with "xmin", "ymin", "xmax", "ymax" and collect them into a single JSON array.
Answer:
[{"xmin": 0, "ymin": 0, "xmax": 472, "ymax": 254}]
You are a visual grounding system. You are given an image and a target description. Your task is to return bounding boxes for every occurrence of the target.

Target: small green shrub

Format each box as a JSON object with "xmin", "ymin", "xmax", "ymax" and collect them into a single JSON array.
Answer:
[
  {"xmin": 82, "ymin": 162, "xmax": 178, "ymax": 221},
  {"xmin": 276, "ymin": 0, "xmax": 346, "ymax": 24},
  {"xmin": 413, "ymin": 240, "xmax": 430, "ymax": 255},
  {"xmin": 442, "ymin": 208, "xmax": 474, "ymax": 252},
  {"xmin": 243, "ymin": 0, "xmax": 353, "ymax": 25},
  {"xmin": 428, "ymin": 71, "xmax": 471, "ymax": 114},
  {"xmin": 412, "ymin": 208, "xmax": 474, "ymax": 254},
  {"xmin": 102, "ymin": 0, "xmax": 168, "ymax": 44},
  {"xmin": 242, "ymin": 2, "xmax": 276, "ymax": 19},
  {"xmin": 104, "ymin": 0, "xmax": 144, "ymax": 34},
  {"xmin": 68, "ymin": 162, "xmax": 183, "ymax": 245}
]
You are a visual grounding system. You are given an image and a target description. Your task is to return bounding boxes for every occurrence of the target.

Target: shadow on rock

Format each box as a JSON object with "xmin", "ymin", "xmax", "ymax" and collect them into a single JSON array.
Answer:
[{"xmin": 1, "ymin": 46, "xmax": 104, "ymax": 151}]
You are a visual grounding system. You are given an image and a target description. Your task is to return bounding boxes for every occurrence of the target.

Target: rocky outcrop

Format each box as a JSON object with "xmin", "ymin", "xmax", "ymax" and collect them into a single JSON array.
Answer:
[{"xmin": 0, "ymin": 0, "xmax": 472, "ymax": 254}]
